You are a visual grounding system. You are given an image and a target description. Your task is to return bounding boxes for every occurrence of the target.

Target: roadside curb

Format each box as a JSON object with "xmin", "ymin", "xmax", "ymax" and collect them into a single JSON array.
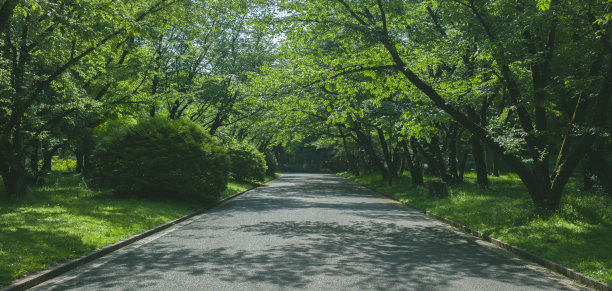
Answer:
[
  {"xmin": 349, "ymin": 179, "xmax": 611, "ymax": 291},
  {"xmin": 1, "ymin": 182, "xmax": 269, "ymax": 291}
]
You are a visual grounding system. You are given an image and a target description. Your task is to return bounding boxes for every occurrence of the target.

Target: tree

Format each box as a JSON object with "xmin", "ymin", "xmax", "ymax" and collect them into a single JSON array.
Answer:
[
  {"xmin": 0, "ymin": 0, "xmax": 180, "ymax": 197},
  {"xmin": 270, "ymin": 0, "xmax": 611, "ymax": 211}
]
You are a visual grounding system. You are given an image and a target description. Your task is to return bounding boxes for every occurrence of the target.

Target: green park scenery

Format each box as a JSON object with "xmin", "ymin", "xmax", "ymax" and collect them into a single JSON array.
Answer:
[{"xmin": 1, "ymin": 0, "xmax": 611, "ymax": 287}]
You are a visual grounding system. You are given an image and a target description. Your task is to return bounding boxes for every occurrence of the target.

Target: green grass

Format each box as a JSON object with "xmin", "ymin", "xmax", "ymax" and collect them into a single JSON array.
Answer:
[
  {"xmin": 339, "ymin": 172, "xmax": 612, "ymax": 285},
  {"xmin": 221, "ymin": 174, "xmax": 279, "ymax": 200},
  {"xmin": 0, "ymin": 172, "xmax": 278, "ymax": 286}
]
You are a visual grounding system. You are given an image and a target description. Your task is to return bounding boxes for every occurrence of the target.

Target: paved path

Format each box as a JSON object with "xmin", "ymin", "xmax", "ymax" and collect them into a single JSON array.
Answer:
[{"xmin": 34, "ymin": 173, "xmax": 581, "ymax": 290}]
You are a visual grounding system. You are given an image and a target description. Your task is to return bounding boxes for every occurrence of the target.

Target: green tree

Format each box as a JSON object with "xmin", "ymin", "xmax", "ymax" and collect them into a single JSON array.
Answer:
[
  {"xmin": 0, "ymin": 0, "xmax": 180, "ymax": 197},
  {"xmin": 268, "ymin": 0, "xmax": 611, "ymax": 211}
]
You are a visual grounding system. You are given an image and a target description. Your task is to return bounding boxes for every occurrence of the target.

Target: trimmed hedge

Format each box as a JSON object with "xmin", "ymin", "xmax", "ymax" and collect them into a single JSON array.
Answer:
[
  {"xmin": 228, "ymin": 143, "xmax": 267, "ymax": 183},
  {"xmin": 95, "ymin": 118, "xmax": 229, "ymax": 204}
]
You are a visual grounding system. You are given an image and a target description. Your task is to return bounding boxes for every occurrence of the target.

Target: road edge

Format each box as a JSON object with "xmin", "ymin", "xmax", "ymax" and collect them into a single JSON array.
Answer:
[
  {"xmin": 341, "ymin": 176, "xmax": 611, "ymax": 291},
  {"xmin": 1, "ymin": 179, "xmax": 274, "ymax": 291}
]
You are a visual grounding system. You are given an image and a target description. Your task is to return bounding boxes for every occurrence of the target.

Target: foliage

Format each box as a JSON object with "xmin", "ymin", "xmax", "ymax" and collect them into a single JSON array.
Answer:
[
  {"xmin": 95, "ymin": 118, "xmax": 229, "ymax": 204},
  {"xmin": 341, "ymin": 172, "xmax": 612, "ymax": 284},
  {"xmin": 264, "ymin": 150, "xmax": 278, "ymax": 175},
  {"xmin": 50, "ymin": 157, "xmax": 77, "ymax": 172},
  {"xmin": 228, "ymin": 143, "xmax": 267, "ymax": 183},
  {"xmin": 220, "ymin": 175, "xmax": 278, "ymax": 200},
  {"xmin": 251, "ymin": 0, "xmax": 612, "ymax": 211}
]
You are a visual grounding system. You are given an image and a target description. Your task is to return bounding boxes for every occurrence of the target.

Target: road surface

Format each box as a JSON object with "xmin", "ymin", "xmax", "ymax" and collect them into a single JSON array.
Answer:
[{"xmin": 33, "ymin": 173, "xmax": 581, "ymax": 290}]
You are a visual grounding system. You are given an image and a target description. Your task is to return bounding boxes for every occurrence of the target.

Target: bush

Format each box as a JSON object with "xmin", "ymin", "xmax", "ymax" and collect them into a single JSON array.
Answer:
[
  {"xmin": 95, "ymin": 117, "xmax": 229, "ymax": 204},
  {"xmin": 264, "ymin": 150, "xmax": 278, "ymax": 175},
  {"xmin": 228, "ymin": 143, "xmax": 267, "ymax": 183}
]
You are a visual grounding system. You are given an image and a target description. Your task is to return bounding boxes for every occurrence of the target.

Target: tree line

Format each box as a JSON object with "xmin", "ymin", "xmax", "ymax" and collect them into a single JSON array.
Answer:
[
  {"xmin": 1, "ymin": 0, "xmax": 611, "ymax": 213},
  {"xmin": 0, "ymin": 0, "xmax": 277, "ymax": 199}
]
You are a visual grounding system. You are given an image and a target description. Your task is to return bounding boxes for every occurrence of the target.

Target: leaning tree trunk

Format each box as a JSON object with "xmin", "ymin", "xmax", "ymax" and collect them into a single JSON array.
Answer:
[{"xmin": 403, "ymin": 138, "xmax": 424, "ymax": 186}]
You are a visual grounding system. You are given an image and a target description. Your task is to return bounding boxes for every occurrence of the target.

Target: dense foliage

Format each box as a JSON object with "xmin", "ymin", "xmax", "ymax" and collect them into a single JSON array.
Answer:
[
  {"xmin": 250, "ymin": 0, "xmax": 612, "ymax": 212},
  {"xmin": 228, "ymin": 143, "xmax": 267, "ymax": 183},
  {"xmin": 0, "ymin": 0, "xmax": 611, "ymax": 286},
  {"xmin": 96, "ymin": 118, "xmax": 229, "ymax": 203},
  {"xmin": 264, "ymin": 150, "xmax": 279, "ymax": 176}
]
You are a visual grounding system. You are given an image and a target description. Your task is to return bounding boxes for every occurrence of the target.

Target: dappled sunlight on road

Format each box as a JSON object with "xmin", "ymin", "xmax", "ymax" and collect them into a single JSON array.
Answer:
[{"xmin": 34, "ymin": 174, "xmax": 577, "ymax": 291}]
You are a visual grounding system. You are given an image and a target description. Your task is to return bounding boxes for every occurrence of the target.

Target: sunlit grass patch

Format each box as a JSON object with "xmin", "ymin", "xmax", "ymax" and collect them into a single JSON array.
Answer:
[
  {"xmin": 340, "ymin": 172, "xmax": 612, "ymax": 285},
  {"xmin": 220, "ymin": 174, "xmax": 279, "ymax": 200},
  {"xmin": 0, "ymin": 172, "xmax": 277, "ymax": 286},
  {"xmin": 0, "ymin": 173, "xmax": 193, "ymax": 285}
]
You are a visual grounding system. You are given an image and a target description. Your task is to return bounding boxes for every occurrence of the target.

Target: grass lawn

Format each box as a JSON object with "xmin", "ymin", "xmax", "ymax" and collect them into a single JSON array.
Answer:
[
  {"xmin": 0, "ymin": 172, "xmax": 276, "ymax": 286},
  {"xmin": 220, "ymin": 174, "xmax": 279, "ymax": 200},
  {"xmin": 339, "ymin": 172, "xmax": 612, "ymax": 285}
]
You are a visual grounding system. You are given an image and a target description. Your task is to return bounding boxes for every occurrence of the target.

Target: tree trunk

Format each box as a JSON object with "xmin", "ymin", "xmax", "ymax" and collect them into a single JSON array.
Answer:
[
  {"xmin": 423, "ymin": 136, "xmax": 452, "ymax": 184},
  {"xmin": 447, "ymin": 122, "xmax": 459, "ymax": 182},
  {"xmin": 458, "ymin": 149, "xmax": 469, "ymax": 181},
  {"xmin": 492, "ymin": 151, "xmax": 500, "ymax": 177},
  {"xmin": 3, "ymin": 166, "xmax": 27, "ymax": 198},
  {"xmin": 30, "ymin": 138, "xmax": 40, "ymax": 175},
  {"xmin": 83, "ymin": 128, "xmax": 95, "ymax": 177},
  {"xmin": 40, "ymin": 150, "xmax": 52, "ymax": 173},
  {"xmin": 40, "ymin": 142, "xmax": 64, "ymax": 175},
  {"xmin": 75, "ymin": 147, "xmax": 84, "ymax": 173},
  {"xmin": 586, "ymin": 150, "xmax": 612, "ymax": 195},
  {"xmin": 583, "ymin": 161, "xmax": 594, "ymax": 191},
  {"xmin": 353, "ymin": 128, "xmax": 389, "ymax": 181},
  {"xmin": 467, "ymin": 107, "xmax": 489, "ymax": 188},
  {"xmin": 1, "ymin": 145, "xmax": 28, "ymax": 198},
  {"xmin": 340, "ymin": 128, "xmax": 360, "ymax": 175},
  {"xmin": 471, "ymin": 137, "xmax": 489, "ymax": 188},
  {"xmin": 404, "ymin": 138, "xmax": 424, "ymax": 186},
  {"xmin": 376, "ymin": 127, "xmax": 396, "ymax": 185}
]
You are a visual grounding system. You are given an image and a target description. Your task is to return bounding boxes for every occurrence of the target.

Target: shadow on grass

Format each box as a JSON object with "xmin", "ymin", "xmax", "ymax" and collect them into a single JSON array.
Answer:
[
  {"xmin": 0, "ymin": 173, "xmax": 194, "ymax": 286},
  {"xmin": 0, "ymin": 228, "xmax": 94, "ymax": 285}
]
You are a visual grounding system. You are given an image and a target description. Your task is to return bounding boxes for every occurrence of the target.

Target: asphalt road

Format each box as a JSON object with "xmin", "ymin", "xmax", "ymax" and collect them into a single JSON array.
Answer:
[{"xmin": 33, "ymin": 173, "xmax": 582, "ymax": 290}]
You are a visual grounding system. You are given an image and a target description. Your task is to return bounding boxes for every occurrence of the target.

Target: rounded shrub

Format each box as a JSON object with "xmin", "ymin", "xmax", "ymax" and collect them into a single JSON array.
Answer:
[
  {"xmin": 264, "ymin": 150, "xmax": 278, "ymax": 176},
  {"xmin": 228, "ymin": 143, "xmax": 267, "ymax": 183},
  {"xmin": 95, "ymin": 117, "xmax": 229, "ymax": 204}
]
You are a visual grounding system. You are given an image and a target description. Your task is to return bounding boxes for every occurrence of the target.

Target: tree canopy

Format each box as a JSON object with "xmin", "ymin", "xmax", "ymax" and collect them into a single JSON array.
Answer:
[{"xmin": 1, "ymin": 0, "xmax": 611, "ymax": 212}]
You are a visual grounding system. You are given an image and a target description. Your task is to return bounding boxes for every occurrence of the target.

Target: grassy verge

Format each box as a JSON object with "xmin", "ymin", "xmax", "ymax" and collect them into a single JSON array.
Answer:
[
  {"xmin": 220, "ymin": 174, "xmax": 279, "ymax": 200},
  {"xmin": 339, "ymin": 172, "xmax": 612, "ymax": 285},
  {"xmin": 0, "ymin": 172, "xmax": 278, "ymax": 286}
]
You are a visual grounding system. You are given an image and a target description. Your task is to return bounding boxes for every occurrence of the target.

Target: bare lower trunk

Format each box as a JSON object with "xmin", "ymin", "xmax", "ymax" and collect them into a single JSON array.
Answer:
[
  {"xmin": 83, "ymin": 128, "xmax": 95, "ymax": 177},
  {"xmin": 458, "ymin": 149, "xmax": 468, "ymax": 182},
  {"xmin": 1, "ymin": 159, "xmax": 28, "ymax": 198},
  {"xmin": 407, "ymin": 138, "xmax": 424, "ymax": 186},
  {"xmin": 471, "ymin": 137, "xmax": 489, "ymax": 188}
]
